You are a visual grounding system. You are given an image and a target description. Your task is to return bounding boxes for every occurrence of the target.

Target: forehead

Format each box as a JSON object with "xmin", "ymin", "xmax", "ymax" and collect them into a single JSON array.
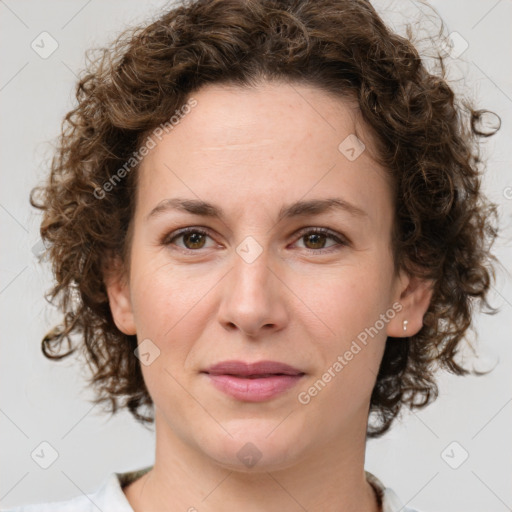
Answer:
[
  {"xmin": 173, "ymin": 81, "xmax": 363, "ymax": 148},
  {"xmin": 135, "ymin": 81, "xmax": 393, "ymax": 227}
]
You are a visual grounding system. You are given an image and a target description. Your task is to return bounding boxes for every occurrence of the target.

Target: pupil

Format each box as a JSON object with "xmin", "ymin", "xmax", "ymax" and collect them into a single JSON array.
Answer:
[
  {"xmin": 306, "ymin": 233, "xmax": 324, "ymax": 249},
  {"xmin": 185, "ymin": 232, "xmax": 205, "ymax": 249}
]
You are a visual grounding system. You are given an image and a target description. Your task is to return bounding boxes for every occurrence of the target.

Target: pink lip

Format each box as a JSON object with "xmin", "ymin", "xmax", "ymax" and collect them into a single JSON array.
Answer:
[
  {"xmin": 204, "ymin": 360, "xmax": 304, "ymax": 376},
  {"xmin": 202, "ymin": 360, "xmax": 305, "ymax": 402}
]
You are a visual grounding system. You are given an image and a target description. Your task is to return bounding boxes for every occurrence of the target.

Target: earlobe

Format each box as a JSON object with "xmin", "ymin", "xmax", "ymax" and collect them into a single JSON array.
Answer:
[
  {"xmin": 103, "ymin": 258, "xmax": 137, "ymax": 336},
  {"xmin": 386, "ymin": 271, "xmax": 434, "ymax": 338}
]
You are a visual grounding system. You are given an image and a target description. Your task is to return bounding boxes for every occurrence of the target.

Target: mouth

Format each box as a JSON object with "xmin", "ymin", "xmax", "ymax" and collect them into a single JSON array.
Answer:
[
  {"xmin": 201, "ymin": 360, "xmax": 305, "ymax": 402},
  {"xmin": 202, "ymin": 360, "xmax": 305, "ymax": 378}
]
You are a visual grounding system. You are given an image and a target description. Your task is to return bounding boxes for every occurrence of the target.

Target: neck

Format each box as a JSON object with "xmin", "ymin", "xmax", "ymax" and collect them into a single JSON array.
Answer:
[{"xmin": 124, "ymin": 409, "xmax": 380, "ymax": 512}]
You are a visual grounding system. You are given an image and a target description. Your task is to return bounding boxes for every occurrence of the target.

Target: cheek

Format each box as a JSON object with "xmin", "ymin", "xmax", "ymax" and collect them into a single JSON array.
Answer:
[
  {"xmin": 304, "ymin": 263, "xmax": 393, "ymax": 344},
  {"xmin": 126, "ymin": 264, "xmax": 197, "ymax": 394},
  {"xmin": 129, "ymin": 265, "xmax": 205, "ymax": 405},
  {"xmin": 299, "ymin": 260, "xmax": 395, "ymax": 402},
  {"xmin": 297, "ymin": 272, "xmax": 391, "ymax": 418},
  {"xmin": 128, "ymin": 243, "xmax": 208, "ymax": 337}
]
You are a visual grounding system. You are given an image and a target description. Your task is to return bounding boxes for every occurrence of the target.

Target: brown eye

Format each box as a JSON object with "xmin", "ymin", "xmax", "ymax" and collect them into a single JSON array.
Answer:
[
  {"xmin": 293, "ymin": 228, "xmax": 348, "ymax": 254},
  {"xmin": 164, "ymin": 228, "xmax": 213, "ymax": 251},
  {"xmin": 163, "ymin": 226, "xmax": 348, "ymax": 255},
  {"xmin": 182, "ymin": 231, "xmax": 207, "ymax": 249},
  {"xmin": 303, "ymin": 232, "xmax": 328, "ymax": 250}
]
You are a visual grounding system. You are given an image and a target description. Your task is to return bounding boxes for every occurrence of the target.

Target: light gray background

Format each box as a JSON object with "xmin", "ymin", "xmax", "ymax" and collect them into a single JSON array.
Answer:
[{"xmin": 1, "ymin": 1, "xmax": 511, "ymax": 510}]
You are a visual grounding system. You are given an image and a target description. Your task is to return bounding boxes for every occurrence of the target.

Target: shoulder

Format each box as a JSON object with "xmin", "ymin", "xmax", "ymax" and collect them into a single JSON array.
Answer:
[{"xmin": 0, "ymin": 467, "xmax": 152, "ymax": 512}]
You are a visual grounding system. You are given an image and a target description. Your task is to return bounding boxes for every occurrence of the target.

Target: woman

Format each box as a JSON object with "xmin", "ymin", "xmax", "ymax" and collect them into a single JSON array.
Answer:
[{"xmin": 4, "ymin": 0, "xmax": 500, "ymax": 510}]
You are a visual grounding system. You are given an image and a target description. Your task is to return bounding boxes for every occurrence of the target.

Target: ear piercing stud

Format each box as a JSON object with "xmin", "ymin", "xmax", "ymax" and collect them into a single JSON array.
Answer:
[{"xmin": 403, "ymin": 319, "xmax": 408, "ymax": 332}]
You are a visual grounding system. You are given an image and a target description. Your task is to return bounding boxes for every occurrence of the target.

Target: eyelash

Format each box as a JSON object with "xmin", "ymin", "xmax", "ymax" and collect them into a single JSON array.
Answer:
[{"xmin": 162, "ymin": 226, "xmax": 349, "ymax": 255}]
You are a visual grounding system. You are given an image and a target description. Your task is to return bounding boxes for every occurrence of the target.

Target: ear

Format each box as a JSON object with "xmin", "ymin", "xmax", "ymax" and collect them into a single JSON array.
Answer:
[
  {"xmin": 386, "ymin": 269, "xmax": 434, "ymax": 338},
  {"xmin": 103, "ymin": 255, "xmax": 137, "ymax": 336}
]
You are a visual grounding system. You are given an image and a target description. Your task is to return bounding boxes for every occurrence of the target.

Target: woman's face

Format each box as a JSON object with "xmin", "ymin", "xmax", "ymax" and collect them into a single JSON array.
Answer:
[{"xmin": 107, "ymin": 81, "xmax": 430, "ymax": 471}]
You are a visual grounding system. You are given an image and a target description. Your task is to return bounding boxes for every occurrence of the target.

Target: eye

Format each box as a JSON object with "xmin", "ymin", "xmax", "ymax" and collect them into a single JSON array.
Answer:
[
  {"xmin": 162, "ymin": 227, "xmax": 215, "ymax": 251},
  {"xmin": 291, "ymin": 227, "xmax": 348, "ymax": 254},
  {"xmin": 162, "ymin": 226, "xmax": 349, "ymax": 254}
]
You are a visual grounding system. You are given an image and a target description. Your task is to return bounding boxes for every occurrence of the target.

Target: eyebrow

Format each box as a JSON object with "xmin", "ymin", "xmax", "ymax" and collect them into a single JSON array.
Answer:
[{"xmin": 145, "ymin": 197, "xmax": 368, "ymax": 223}]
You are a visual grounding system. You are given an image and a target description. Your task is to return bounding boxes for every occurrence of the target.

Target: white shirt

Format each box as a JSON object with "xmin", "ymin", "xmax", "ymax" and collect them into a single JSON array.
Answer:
[{"xmin": 1, "ymin": 466, "xmax": 420, "ymax": 512}]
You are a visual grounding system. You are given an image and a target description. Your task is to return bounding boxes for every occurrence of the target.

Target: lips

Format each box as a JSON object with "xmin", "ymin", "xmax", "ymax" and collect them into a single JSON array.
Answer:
[
  {"xmin": 202, "ymin": 360, "xmax": 305, "ymax": 402},
  {"xmin": 203, "ymin": 360, "xmax": 305, "ymax": 377}
]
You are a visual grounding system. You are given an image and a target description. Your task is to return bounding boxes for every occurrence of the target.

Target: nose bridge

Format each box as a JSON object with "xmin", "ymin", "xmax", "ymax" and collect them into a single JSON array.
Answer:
[
  {"xmin": 218, "ymin": 234, "xmax": 287, "ymax": 336},
  {"xmin": 233, "ymin": 237, "xmax": 271, "ymax": 297}
]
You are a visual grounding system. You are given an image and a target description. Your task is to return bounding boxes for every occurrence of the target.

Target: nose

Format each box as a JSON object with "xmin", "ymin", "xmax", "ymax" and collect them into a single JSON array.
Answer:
[{"xmin": 217, "ymin": 246, "xmax": 289, "ymax": 338}]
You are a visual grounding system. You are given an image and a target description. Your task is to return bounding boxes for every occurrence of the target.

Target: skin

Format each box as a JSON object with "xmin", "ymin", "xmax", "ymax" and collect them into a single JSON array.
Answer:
[{"xmin": 105, "ymin": 81, "xmax": 433, "ymax": 512}]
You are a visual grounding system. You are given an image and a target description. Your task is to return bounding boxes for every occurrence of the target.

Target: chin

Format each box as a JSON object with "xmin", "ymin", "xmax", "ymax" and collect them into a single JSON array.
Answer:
[{"xmin": 198, "ymin": 420, "xmax": 310, "ymax": 473}]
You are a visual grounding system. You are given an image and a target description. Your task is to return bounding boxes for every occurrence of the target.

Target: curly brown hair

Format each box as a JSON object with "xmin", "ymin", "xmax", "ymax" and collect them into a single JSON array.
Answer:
[{"xmin": 30, "ymin": 0, "xmax": 500, "ymax": 437}]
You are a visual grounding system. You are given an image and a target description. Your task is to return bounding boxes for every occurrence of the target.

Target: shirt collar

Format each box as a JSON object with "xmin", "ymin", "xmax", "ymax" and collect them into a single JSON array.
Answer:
[{"xmin": 365, "ymin": 470, "xmax": 416, "ymax": 512}]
